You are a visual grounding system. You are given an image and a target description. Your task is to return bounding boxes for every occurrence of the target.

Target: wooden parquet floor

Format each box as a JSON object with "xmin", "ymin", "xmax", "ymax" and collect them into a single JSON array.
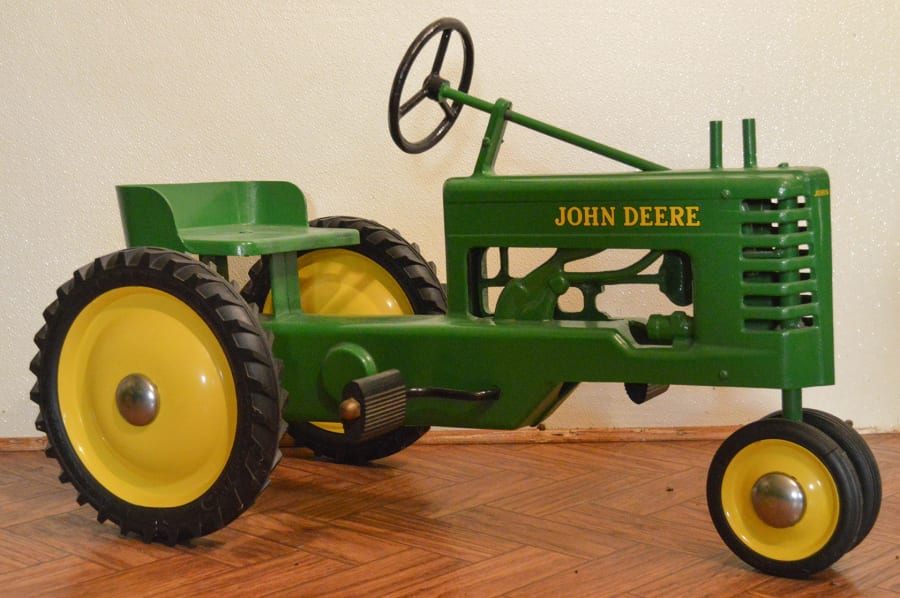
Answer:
[{"xmin": 0, "ymin": 434, "xmax": 898, "ymax": 597}]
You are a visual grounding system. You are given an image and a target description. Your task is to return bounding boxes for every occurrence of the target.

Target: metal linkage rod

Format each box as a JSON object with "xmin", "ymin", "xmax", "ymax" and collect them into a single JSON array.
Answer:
[{"xmin": 441, "ymin": 86, "xmax": 668, "ymax": 172}]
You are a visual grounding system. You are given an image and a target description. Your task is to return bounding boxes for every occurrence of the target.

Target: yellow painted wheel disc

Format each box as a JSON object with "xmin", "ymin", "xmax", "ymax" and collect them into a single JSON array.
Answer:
[
  {"xmin": 721, "ymin": 438, "xmax": 840, "ymax": 561},
  {"xmin": 58, "ymin": 286, "xmax": 237, "ymax": 508},
  {"xmin": 264, "ymin": 249, "xmax": 414, "ymax": 316},
  {"xmin": 265, "ymin": 249, "xmax": 413, "ymax": 434}
]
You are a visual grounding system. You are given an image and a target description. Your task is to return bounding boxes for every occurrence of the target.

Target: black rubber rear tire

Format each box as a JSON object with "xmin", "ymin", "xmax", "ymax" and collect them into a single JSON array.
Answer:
[{"xmin": 31, "ymin": 247, "xmax": 285, "ymax": 544}]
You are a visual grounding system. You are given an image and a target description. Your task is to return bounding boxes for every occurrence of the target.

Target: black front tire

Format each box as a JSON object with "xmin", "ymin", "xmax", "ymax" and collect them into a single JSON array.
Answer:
[
  {"xmin": 765, "ymin": 409, "xmax": 881, "ymax": 548},
  {"xmin": 707, "ymin": 418, "xmax": 863, "ymax": 578}
]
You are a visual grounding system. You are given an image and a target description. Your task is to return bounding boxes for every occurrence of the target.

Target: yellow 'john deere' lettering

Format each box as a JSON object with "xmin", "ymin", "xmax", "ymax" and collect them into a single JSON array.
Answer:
[
  {"xmin": 554, "ymin": 205, "xmax": 701, "ymax": 228},
  {"xmin": 553, "ymin": 206, "xmax": 616, "ymax": 227}
]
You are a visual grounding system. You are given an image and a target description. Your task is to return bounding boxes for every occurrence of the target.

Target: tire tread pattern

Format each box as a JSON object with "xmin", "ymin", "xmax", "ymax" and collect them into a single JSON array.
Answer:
[{"xmin": 31, "ymin": 247, "xmax": 285, "ymax": 544}]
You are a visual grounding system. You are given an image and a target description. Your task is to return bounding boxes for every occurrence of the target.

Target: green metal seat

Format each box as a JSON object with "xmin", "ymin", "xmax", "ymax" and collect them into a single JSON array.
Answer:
[{"xmin": 116, "ymin": 181, "xmax": 358, "ymax": 256}]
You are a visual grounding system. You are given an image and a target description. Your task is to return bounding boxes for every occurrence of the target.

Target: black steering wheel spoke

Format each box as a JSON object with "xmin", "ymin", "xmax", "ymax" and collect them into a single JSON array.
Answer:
[
  {"xmin": 399, "ymin": 88, "xmax": 428, "ymax": 118},
  {"xmin": 389, "ymin": 18, "xmax": 474, "ymax": 154},
  {"xmin": 439, "ymin": 99, "xmax": 455, "ymax": 119},
  {"xmin": 431, "ymin": 29, "xmax": 452, "ymax": 75}
]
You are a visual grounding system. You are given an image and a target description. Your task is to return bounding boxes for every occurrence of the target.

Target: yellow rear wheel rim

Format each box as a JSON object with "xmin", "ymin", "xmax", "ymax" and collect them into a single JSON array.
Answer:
[
  {"xmin": 264, "ymin": 249, "xmax": 413, "ymax": 315},
  {"xmin": 265, "ymin": 249, "xmax": 413, "ymax": 435},
  {"xmin": 58, "ymin": 286, "xmax": 237, "ymax": 508},
  {"xmin": 721, "ymin": 438, "xmax": 840, "ymax": 561}
]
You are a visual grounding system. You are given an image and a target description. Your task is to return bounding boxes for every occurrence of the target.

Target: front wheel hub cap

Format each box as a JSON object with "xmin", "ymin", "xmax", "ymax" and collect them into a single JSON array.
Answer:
[
  {"xmin": 751, "ymin": 472, "xmax": 806, "ymax": 528},
  {"xmin": 116, "ymin": 373, "xmax": 160, "ymax": 426}
]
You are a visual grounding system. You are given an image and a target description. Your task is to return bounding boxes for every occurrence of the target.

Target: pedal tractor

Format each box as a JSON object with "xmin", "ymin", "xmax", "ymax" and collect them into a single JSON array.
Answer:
[{"xmin": 30, "ymin": 19, "xmax": 880, "ymax": 578}]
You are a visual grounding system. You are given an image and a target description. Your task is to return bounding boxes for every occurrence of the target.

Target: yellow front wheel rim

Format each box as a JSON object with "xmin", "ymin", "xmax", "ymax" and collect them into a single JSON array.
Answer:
[
  {"xmin": 58, "ymin": 286, "xmax": 237, "ymax": 508},
  {"xmin": 721, "ymin": 438, "xmax": 841, "ymax": 561}
]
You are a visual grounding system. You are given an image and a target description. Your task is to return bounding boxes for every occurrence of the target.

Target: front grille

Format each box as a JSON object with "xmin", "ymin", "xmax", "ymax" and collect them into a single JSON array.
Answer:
[{"xmin": 739, "ymin": 196, "xmax": 820, "ymax": 331}]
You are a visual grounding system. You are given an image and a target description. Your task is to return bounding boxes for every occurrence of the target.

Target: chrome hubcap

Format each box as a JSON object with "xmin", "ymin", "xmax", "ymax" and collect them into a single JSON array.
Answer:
[
  {"xmin": 115, "ymin": 373, "xmax": 160, "ymax": 426},
  {"xmin": 751, "ymin": 472, "xmax": 806, "ymax": 528}
]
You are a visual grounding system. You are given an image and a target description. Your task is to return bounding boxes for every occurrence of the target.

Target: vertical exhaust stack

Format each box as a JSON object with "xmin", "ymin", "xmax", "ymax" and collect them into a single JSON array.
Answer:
[
  {"xmin": 709, "ymin": 119, "xmax": 759, "ymax": 169},
  {"xmin": 710, "ymin": 120, "xmax": 723, "ymax": 170},
  {"xmin": 742, "ymin": 118, "xmax": 758, "ymax": 169}
]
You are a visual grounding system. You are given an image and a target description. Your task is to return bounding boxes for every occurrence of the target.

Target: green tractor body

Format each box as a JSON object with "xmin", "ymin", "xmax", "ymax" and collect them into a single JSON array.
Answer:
[
  {"xmin": 115, "ymin": 119, "xmax": 834, "ymax": 431},
  {"xmin": 32, "ymin": 18, "xmax": 878, "ymax": 580}
]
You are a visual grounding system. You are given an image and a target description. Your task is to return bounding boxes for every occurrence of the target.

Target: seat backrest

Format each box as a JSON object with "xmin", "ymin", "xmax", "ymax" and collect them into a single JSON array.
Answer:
[{"xmin": 116, "ymin": 181, "xmax": 309, "ymax": 250}]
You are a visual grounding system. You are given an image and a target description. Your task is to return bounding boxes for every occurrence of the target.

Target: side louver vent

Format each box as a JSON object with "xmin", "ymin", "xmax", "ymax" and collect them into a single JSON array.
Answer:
[{"xmin": 739, "ymin": 196, "xmax": 819, "ymax": 331}]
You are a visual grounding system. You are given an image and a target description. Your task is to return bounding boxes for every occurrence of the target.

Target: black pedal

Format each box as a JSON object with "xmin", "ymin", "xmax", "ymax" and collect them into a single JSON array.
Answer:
[
  {"xmin": 625, "ymin": 382, "xmax": 670, "ymax": 404},
  {"xmin": 340, "ymin": 369, "xmax": 407, "ymax": 442}
]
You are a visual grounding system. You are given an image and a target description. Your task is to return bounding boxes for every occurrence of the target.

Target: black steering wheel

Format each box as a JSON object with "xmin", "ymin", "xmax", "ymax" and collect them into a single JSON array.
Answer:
[{"xmin": 388, "ymin": 18, "xmax": 474, "ymax": 154}]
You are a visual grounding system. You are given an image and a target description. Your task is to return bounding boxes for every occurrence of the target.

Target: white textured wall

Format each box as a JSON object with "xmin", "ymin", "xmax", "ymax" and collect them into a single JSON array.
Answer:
[{"xmin": 2, "ymin": 1, "xmax": 897, "ymax": 437}]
